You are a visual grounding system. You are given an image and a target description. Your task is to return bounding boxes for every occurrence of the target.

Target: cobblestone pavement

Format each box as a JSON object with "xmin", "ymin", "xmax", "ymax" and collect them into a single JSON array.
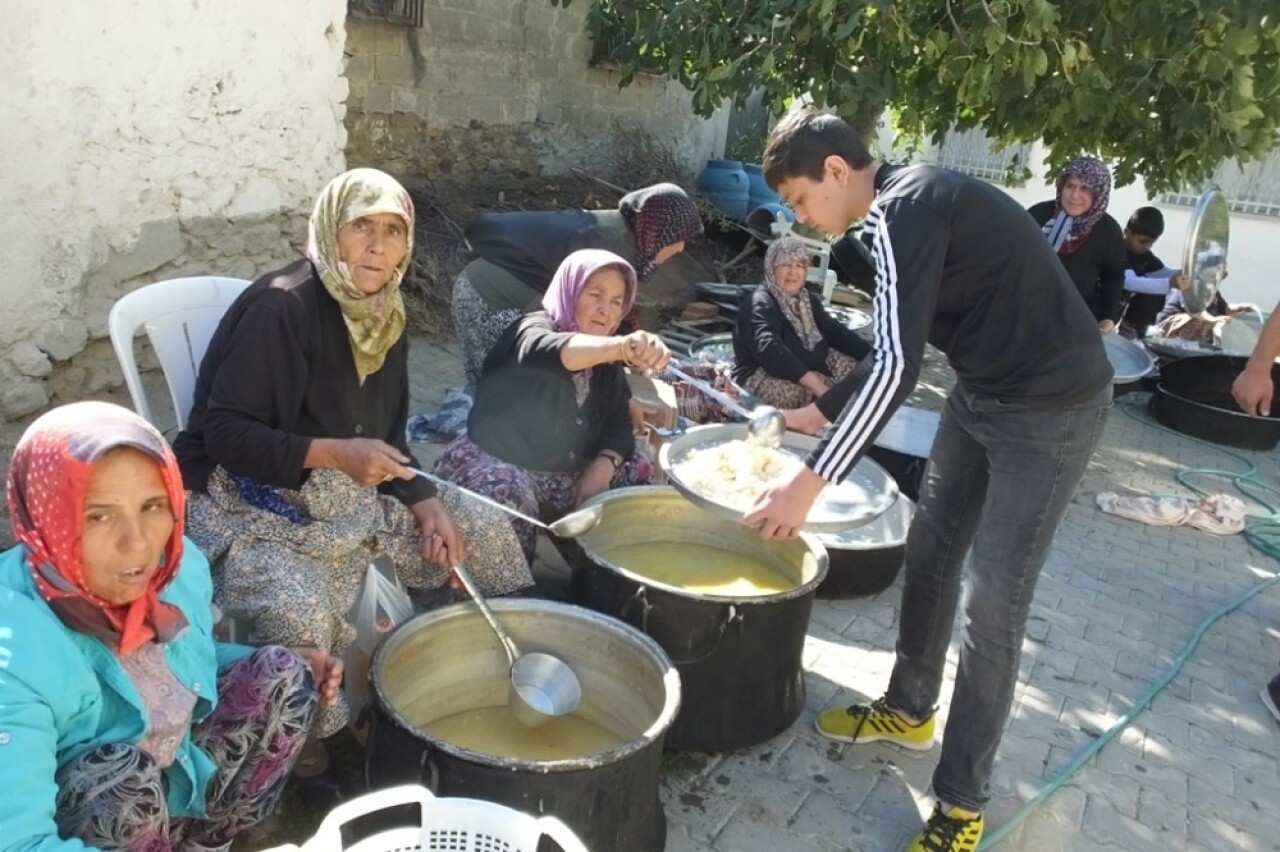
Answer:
[{"xmin": 406, "ymin": 335, "xmax": 1280, "ymax": 852}]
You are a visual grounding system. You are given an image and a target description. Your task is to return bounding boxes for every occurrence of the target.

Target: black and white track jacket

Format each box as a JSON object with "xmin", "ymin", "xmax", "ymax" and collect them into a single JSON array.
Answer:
[{"xmin": 810, "ymin": 163, "xmax": 1113, "ymax": 484}]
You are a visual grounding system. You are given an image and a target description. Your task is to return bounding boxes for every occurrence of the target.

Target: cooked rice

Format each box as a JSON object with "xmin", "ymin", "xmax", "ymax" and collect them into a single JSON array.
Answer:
[{"xmin": 673, "ymin": 439, "xmax": 803, "ymax": 511}]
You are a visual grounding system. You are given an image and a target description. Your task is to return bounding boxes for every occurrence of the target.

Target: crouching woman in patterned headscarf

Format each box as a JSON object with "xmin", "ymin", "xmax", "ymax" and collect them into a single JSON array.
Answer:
[
  {"xmin": 0, "ymin": 401, "xmax": 338, "ymax": 852},
  {"xmin": 436, "ymin": 249, "xmax": 668, "ymax": 566},
  {"xmin": 173, "ymin": 169, "xmax": 530, "ymax": 781},
  {"xmin": 731, "ymin": 236, "xmax": 871, "ymax": 410}
]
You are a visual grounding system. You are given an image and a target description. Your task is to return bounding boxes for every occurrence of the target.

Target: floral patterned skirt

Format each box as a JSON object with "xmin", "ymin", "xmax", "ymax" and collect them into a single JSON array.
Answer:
[
  {"xmin": 451, "ymin": 270, "xmax": 523, "ymax": 386},
  {"xmin": 54, "ymin": 647, "xmax": 314, "ymax": 852},
  {"xmin": 186, "ymin": 468, "xmax": 531, "ymax": 736},
  {"xmin": 743, "ymin": 348, "xmax": 858, "ymax": 410}
]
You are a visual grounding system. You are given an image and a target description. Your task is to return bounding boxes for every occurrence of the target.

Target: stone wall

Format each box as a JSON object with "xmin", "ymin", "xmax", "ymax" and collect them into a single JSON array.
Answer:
[
  {"xmin": 0, "ymin": 0, "xmax": 349, "ymax": 420},
  {"xmin": 344, "ymin": 2, "xmax": 729, "ymax": 182}
]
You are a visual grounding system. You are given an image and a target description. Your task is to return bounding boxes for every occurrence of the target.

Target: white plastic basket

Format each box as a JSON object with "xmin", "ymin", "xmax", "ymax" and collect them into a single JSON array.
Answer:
[{"xmin": 297, "ymin": 785, "xmax": 590, "ymax": 852}]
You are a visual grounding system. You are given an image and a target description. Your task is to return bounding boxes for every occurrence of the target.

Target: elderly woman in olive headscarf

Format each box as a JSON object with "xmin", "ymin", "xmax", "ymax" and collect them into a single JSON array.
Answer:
[
  {"xmin": 174, "ymin": 169, "xmax": 530, "ymax": 755},
  {"xmin": 452, "ymin": 182, "xmax": 703, "ymax": 385},
  {"xmin": 731, "ymin": 236, "xmax": 871, "ymax": 410},
  {"xmin": 1027, "ymin": 156, "xmax": 1126, "ymax": 332},
  {"xmin": 437, "ymin": 248, "xmax": 669, "ymax": 565}
]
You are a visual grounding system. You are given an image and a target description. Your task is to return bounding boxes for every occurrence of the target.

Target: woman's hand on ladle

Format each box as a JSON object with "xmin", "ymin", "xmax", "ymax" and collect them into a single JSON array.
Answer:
[
  {"xmin": 411, "ymin": 496, "xmax": 465, "ymax": 584},
  {"xmin": 620, "ymin": 331, "xmax": 671, "ymax": 371},
  {"xmin": 307, "ymin": 437, "xmax": 413, "ymax": 488}
]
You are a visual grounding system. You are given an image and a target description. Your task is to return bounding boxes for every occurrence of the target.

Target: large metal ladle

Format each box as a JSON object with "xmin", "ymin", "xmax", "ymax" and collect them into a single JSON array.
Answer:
[
  {"xmin": 665, "ymin": 364, "xmax": 787, "ymax": 447},
  {"xmin": 408, "ymin": 467, "xmax": 603, "ymax": 538},
  {"xmin": 449, "ymin": 561, "xmax": 582, "ymax": 722}
]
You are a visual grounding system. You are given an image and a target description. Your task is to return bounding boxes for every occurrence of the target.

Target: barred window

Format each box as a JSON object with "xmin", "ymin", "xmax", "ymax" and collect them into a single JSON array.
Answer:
[
  {"xmin": 348, "ymin": 0, "xmax": 423, "ymax": 28},
  {"xmin": 924, "ymin": 126, "xmax": 1032, "ymax": 185},
  {"xmin": 588, "ymin": 2, "xmax": 664, "ymax": 75},
  {"xmin": 1162, "ymin": 147, "xmax": 1280, "ymax": 218}
]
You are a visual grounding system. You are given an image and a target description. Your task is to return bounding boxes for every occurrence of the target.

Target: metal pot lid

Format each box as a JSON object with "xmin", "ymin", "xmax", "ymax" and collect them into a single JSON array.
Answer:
[
  {"xmin": 1102, "ymin": 334, "xmax": 1156, "ymax": 383},
  {"xmin": 658, "ymin": 423, "xmax": 899, "ymax": 533},
  {"xmin": 1179, "ymin": 187, "xmax": 1230, "ymax": 315}
]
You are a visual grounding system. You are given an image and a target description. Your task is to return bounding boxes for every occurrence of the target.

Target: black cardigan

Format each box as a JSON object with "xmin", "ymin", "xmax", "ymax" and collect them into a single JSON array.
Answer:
[
  {"xmin": 173, "ymin": 259, "xmax": 435, "ymax": 508},
  {"xmin": 467, "ymin": 312, "xmax": 635, "ymax": 472},
  {"xmin": 732, "ymin": 288, "xmax": 872, "ymax": 386},
  {"xmin": 1027, "ymin": 201, "xmax": 1126, "ymax": 323}
]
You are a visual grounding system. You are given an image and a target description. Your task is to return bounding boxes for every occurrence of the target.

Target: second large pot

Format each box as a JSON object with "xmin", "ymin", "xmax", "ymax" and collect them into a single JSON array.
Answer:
[
  {"xmin": 1152, "ymin": 354, "xmax": 1280, "ymax": 450},
  {"xmin": 570, "ymin": 486, "xmax": 828, "ymax": 752}
]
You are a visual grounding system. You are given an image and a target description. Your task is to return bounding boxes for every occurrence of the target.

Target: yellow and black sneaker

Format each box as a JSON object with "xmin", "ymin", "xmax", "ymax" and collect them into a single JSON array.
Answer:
[
  {"xmin": 815, "ymin": 696, "xmax": 936, "ymax": 750},
  {"xmin": 905, "ymin": 803, "xmax": 984, "ymax": 852}
]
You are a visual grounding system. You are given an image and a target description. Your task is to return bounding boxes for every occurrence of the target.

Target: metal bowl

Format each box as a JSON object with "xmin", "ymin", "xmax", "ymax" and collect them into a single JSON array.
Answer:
[
  {"xmin": 658, "ymin": 423, "xmax": 899, "ymax": 533},
  {"xmin": 687, "ymin": 333, "xmax": 734, "ymax": 362},
  {"xmin": 1102, "ymin": 334, "xmax": 1156, "ymax": 384}
]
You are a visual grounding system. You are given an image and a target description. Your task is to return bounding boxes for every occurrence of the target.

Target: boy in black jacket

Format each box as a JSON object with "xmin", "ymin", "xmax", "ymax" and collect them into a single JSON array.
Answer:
[
  {"xmin": 1118, "ymin": 206, "xmax": 1188, "ymax": 339},
  {"xmin": 744, "ymin": 111, "xmax": 1112, "ymax": 852}
]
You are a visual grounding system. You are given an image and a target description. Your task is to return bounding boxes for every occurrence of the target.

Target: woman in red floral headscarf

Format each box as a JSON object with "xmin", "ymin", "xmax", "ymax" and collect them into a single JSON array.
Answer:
[
  {"xmin": 1027, "ymin": 156, "xmax": 1127, "ymax": 333},
  {"xmin": 0, "ymin": 401, "xmax": 339, "ymax": 852}
]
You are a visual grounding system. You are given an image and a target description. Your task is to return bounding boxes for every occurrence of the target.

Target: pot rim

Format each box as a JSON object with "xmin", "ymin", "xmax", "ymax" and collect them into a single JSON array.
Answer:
[
  {"xmin": 1156, "ymin": 382, "xmax": 1280, "ymax": 426},
  {"xmin": 370, "ymin": 599, "xmax": 682, "ymax": 772},
  {"xmin": 577, "ymin": 485, "xmax": 829, "ymax": 603}
]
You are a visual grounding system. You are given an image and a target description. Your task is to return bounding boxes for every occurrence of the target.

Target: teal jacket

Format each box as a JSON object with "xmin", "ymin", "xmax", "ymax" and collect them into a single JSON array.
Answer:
[{"xmin": 0, "ymin": 539, "xmax": 253, "ymax": 852}]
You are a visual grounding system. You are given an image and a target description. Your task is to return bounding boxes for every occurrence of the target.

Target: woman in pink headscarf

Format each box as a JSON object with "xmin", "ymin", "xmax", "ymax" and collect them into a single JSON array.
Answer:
[
  {"xmin": 1027, "ymin": 156, "xmax": 1126, "ymax": 332},
  {"xmin": 435, "ymin": 249, "xmax": 670, "ymax": 566}
]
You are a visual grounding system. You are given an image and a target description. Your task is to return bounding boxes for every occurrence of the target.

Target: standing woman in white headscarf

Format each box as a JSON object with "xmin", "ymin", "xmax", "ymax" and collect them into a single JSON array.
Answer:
[
  {"xmin": 174, "ymin": 169, "xmax": 529, "ymax": 795},
  {"xmin": 1027, "ymin": 156, "xmax": 1126, "ymax": 333}
]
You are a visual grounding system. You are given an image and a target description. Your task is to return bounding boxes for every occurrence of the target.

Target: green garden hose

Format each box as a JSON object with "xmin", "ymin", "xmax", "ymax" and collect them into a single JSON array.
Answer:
[{"xmin": 980, "ymin": 400, "xmax": 1280, "ymax": 849}]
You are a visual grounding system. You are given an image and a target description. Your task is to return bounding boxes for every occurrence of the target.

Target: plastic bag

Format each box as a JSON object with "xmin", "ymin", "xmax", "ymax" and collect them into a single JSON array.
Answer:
[
  {"xmin": 351, "ymin": 554, "xmax": 414, "ymax": 656},
  {"xmin": 346, "ymin": 554, "xmax": 414, "ymax": 743}
]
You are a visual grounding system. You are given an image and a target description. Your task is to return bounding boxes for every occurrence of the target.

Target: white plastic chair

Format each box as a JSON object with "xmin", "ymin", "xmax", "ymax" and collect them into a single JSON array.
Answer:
[{"xmin": 108, "ymin": 276, "xmax": 251, "ymax": 431}]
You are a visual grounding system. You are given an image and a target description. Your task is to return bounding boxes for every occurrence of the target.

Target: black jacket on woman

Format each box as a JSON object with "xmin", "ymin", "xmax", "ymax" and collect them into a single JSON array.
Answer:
[
  {"xmin": 467, "ymin": 312, "xmax": 635, "ymax": 472},
  {"xmin": 1027, "ymin": 201, "xmax": 1126, "ymax": 323},
  {"xmin": 732, "ymin": 288, "xmax": 872, "ymax": 387},
  {"xmin": 174, "ymin": 259, "xmax": 435, "ymax": 507}
]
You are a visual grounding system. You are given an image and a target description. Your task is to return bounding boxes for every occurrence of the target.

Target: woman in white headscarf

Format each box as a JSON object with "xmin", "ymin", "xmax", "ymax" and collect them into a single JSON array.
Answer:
[{"xmin": 732, "ymin": 236, "xmax": 871, "ymax": 410}]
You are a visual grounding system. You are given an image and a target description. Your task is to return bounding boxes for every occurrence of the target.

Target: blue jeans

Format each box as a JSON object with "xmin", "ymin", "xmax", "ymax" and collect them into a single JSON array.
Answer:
[{"xmin": 884, "ymin": 383, "xmax": 1111, "ymax": 812}]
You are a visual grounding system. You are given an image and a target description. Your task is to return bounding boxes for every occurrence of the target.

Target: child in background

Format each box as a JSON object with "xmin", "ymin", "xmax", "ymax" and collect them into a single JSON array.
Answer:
[{"xmin": 1118, "ymin": 206, "xmax": 1188, "ymax": 339}]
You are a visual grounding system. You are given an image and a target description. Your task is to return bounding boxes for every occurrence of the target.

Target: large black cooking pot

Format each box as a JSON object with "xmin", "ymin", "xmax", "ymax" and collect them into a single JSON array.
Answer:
[
  {"xmin": 569, "ymin": 486, "xmax": 827, "ymax": 752},
  {"xmin": 366, "ymin": 600, "xmax": 681, "ymax": 852},
  {"xmin": 1151, "ymin": 355, "xmax": 1280, "ymax": 450},
  {"xmin": 815, "ymin": 495, "xmax": 915, "ymax": 598}
]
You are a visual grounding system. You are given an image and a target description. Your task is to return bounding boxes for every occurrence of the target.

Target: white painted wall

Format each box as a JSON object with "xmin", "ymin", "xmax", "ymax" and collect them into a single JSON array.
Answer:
[{"xmin": 0, "ymin": 0, "xmax": 349, "ymax": 419}]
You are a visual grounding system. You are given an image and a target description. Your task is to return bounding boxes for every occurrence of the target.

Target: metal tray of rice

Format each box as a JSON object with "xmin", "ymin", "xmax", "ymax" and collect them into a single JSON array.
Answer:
[{"xmin": 658, "ymin": 423, "xmax": 899, "ymax": 533}]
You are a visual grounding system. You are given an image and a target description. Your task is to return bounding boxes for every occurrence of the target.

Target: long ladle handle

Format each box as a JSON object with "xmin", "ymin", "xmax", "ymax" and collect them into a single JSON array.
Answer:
[
  {"xmin": 408, "ymin": 467, "xmax": 549, "ymax": 531},
  {"xmin": 450, "ymin": 562, "xmax": 521, "ymax": 668},
  {"xmin": 666, "ymin": 365, "xmax": 752, "ymax": 420}
]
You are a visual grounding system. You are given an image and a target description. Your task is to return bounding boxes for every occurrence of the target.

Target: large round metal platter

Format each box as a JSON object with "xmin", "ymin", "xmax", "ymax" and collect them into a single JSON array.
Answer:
[
  {"xmin": 658, "ymin": 422, "xmax": 899, "ymax": 533},
  {"xmin": 1179, "ymin": 187, "xmax": 1230, "ymax": 315},
  {"xmin": 826, "ymin": 304, "xmax": 872, "ymax": 332},
  {"xmin": 687, "ymin": 332, "xmax": 734, "ymax": 362},
  {"xmin": 1102, "ymin": 334, "xmax": 1156, "ymax": 383}
]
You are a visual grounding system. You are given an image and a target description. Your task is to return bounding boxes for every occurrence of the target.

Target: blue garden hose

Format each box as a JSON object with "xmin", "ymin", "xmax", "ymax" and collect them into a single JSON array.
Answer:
[{"xmin": 980, "ymin": 399, "xmax": 1280, "ymax": 849}]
